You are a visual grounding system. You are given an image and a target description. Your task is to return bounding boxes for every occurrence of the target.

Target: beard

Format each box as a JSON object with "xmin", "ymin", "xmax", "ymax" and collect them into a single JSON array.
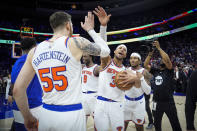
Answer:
[
  {"xmin": 115, "ymin": 54, "xmax": 124, "ymax": 61},
  {"xmin": 131, "ymin": 64, "xmax": 139, "ymax": 69}
]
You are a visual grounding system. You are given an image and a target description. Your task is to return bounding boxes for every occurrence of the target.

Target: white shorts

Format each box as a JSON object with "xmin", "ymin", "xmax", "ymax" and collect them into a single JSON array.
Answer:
[
  {"xmin": 82, "ymin": 93, "xmax": 97, "ymax": 116},
  {"xmin": 94, "ymin": 99, "xmax": 124, "ymax": 131},
  {"xmin": 13, "ymin": 105, "xmax": 42, "ymax": 124},
  {"xmin": 124, "ymin": 96, "xmax": 146, "ymax": 125},
  {"xmin": 38, "ymin": 104, "xmax": 86, "ymax": 131}
]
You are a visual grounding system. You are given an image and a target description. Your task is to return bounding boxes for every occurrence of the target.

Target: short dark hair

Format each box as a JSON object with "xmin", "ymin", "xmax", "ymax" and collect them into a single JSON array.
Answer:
[
  {"xmin": 49, "ymin": 11, "xmax": 71, "ymax": 31},
  {"xmin": 20, "ymin": 37, "xmax": 36, "ymax": 51}
]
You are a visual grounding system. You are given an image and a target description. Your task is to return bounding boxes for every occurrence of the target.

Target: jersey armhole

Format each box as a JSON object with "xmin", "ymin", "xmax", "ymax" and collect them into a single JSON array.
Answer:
[
  {"xmin": 93, "ymin": 65, "xmax": 99, "ymax": 77},
  {"xmin": 100, "ymin": 60, "xmax": 112, "ymax": 72}
]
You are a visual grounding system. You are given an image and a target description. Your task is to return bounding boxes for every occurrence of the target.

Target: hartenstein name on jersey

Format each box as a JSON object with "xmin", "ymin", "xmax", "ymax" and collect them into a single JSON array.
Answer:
[
  {"xmin": 82, "ymin": 70, "xmax": 92, "ymax": 75},
  {"xmin": 33, "ymin": 51, "xmax": 70, "ymax": 67}
]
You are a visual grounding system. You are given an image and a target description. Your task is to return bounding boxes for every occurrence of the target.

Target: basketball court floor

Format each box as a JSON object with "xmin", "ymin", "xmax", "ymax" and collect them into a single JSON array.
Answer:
[{"xmin": 0, "ymin": 94, "xmax": 196, "ymax": 131}]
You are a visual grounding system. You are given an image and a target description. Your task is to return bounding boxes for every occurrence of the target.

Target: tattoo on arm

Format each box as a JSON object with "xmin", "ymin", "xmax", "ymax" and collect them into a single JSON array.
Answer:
[
  {"xmin": 143, "ymin": 69, "xmax": 152, "ymax": 85},
  {"xmin": 73, "ymin": 37, "xmax": 101, "ymax": 56}
]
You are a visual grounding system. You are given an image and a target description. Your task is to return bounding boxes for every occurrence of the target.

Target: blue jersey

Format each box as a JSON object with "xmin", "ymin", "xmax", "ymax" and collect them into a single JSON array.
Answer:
[{"xmin": 11, "ymin": 55, "xmax": 42, "ymax": 110}]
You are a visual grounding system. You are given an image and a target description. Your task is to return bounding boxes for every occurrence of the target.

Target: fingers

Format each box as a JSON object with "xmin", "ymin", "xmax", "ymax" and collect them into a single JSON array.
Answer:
[
  {"xmin": 85, "ymin": 16, "xmax": 88, "ymax": 23},
  {"xmin": 122, "ymin": 82, "xmax": 130, "ymax": 88},
  {"xmin": 118, "ymin": 79, "xmax": 129, "ymax": 85},
  {"xmin": 98, "ymin": 6, "xmax": 106, "ymax": 14},
  {"xmin": 107, "ymin": 14, "xmax": 112, "ymax": 19},
  {"xmin": 118, "ymin": 72, "xmax": 127, "ymax": 77},
  {"xmin": 87, "ymin": 12, "xmax": 94, "ymax": 23},
  {"xmin": 95, "ymin": 7, "xmax": 101, "ymax": 15},
  {"xmin": 80, "ymin": 22, "xmax": 84, "ymax": 28},
  {"xmin": 93, "ymin": 10, "xmax": 99, "ymax": 16}
]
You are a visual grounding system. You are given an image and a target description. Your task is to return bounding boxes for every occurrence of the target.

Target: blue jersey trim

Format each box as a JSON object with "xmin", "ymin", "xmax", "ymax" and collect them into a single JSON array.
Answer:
[
  {"xmin": 83, "ymin": 91, "xmax": 97, "ymax": 94},
  {"xmin": 43, "ymin": 103, "xmax": 82, "ymax": 112},
  {"xmin": 65, "ymin": 37, "xmax": 69, "ymax": 48},
  {"xmin": 97, "ymin": 96, "xmax": 117, "ymax": 102},
  {"xmin": 125, "ymin": 94, "xmax": 144, "ymax": 101}
]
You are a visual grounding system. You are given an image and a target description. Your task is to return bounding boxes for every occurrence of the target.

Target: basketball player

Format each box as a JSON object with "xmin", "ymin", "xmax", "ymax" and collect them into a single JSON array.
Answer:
[
  {"xmin": 123, "ymin": 53, "xmax": 151, "ymax": 131},
  {"xmin": 9, "ymin": 37, "xmax": 42, "ymax": 131},
  {"xmin": 81, "ymin": 53, "xmax": 99, "ymax": 117},
  {"xmin": 93, "ymin": 30, "xmax": 141, "ymax": 131},
  {"xmin": 81, "ymin": 6, "xmax": 110, "ymax": 119},
  {"xmin": 13, "ymin": 11, "xmax": 110, "ymax": 131}
]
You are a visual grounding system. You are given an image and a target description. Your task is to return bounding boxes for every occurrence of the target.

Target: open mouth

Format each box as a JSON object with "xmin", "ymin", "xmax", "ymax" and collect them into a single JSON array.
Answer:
[{"xmin": 118, "ymin": 52, "xmax": 123, "ymax": 56}]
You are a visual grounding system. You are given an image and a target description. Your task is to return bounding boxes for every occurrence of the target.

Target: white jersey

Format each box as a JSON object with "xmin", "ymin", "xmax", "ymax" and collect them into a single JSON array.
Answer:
[
  {"xmin": 32, "ymin": 36, "xmax": 82, "ymax": 105},
  {"xmin": 125, "ymin": 67, "xmax": 145, "ymax": 98},
  {"xmin": 5, "ymin": 78, "xmax": 11, "ymax": 99},
  {"xmin": 81, "ymin": 64, "xmax": 98, "ymax": 92},
  {"xmin": 97, "ymin": 59, "xmax": 125, "ymax": 102}
]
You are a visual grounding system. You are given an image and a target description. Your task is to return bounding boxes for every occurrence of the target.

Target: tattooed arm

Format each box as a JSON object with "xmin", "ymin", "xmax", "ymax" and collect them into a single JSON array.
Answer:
[
  {"xmin": 143, "ymin": 69, "xmax": 153, "ymax": 86},
  {"xmin": 137, "ymin": 69, "xmax": 152, "ymax": 95},
  {"xmin": 73, "ymin": 37, "xmax": 101, "ymax": 56}
]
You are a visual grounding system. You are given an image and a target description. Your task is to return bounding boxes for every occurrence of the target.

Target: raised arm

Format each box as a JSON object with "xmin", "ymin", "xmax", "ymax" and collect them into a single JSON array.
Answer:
[
  {"xmin": 73, "ymin": 12, "xmax": 110, "ymax": 58},
  {"xmin": 93, "ymin": 6, "xmax": 112, "ymax": 69},
  {"xmin": 93, "ymin": 6, "xmax": 111, "ymax": 42},
  {"xmin": 153, "ymin": 41, "xmax": 172, "ymax": 69},
  {"xmin": 144, "ymin": 51, "xmax": 153, "ymax": 72}
]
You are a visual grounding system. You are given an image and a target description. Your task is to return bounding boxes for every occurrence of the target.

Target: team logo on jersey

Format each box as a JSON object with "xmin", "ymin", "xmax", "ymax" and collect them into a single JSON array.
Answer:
[
  {"xmin": 155, "ymin": 75, "xmax": 163, "ymax": 85},
  {"xmin": 116, "ymin": 126, "xmax": 123, "ymax": 131},
  {"xmin": 137, "ymin": 119, "xmax": 142, "ymax": 124}
]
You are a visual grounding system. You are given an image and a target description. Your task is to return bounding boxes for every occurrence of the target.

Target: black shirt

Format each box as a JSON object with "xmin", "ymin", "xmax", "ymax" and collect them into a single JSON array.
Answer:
[{"xmin": 150, "ymin": 67, "xmax": 175, "ymax": 103}]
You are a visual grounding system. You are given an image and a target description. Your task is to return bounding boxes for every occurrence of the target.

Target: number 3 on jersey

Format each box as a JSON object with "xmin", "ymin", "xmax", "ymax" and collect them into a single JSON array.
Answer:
[
  {"xmin": 38, "ymin": 66, "xmax": 68, "ymax": 92},
  {"xmin": 110, "ymin": 76, "xmax": 116, "ymax": 88}
]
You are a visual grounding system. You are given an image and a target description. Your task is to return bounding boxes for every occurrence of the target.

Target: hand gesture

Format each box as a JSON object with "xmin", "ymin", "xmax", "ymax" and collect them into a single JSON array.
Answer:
[
  {"xmin": 81, "ymin": 12, "xmax": 94, "ymax": 32},
  {"xmin": 152, "ymin": 40, "xmax": 160, "ymax": 49},
  {"xmin": 118, "ymin": 70, "xmax": 137, "ymax": 87},
  {"xmin": 24, "ymin": 115, "xmax": 38, "ymax": 131},
  {"xmin": 93, "ymin": 6, "xmax": 111, "ymax": 26},
  {"xmin": 7, "ymin": 96, "xmax": 13, "ymax": 105}
]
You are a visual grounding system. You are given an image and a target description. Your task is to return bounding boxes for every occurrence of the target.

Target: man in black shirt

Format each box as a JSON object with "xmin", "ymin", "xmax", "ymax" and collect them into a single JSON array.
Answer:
[
  {"xmin": 144, "ymin": 40, "xmax": 182, "ymax": 131},
  {"xmin": 185, "ymin": 69, "xmax": 197, "ymax": 131},
  {"xmin": 144, "ymin": 94, "xmax": 154, "ymax": 129}
]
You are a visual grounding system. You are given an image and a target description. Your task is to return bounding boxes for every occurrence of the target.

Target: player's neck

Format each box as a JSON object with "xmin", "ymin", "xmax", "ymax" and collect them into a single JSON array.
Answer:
[
  {"xmin": 113, "ymin": 58, "xmax": 123, "ymax": 67},
  {"xmin": 131, "ymin": 65, "xmax": 141, "ymax": 70},
  {"xmin": 86, "ymin": 61, "xmax": 94, "ymax": 67},
  {"xmin": 52, "ymin": 30, "xmax": 70, "ymax": 40},
  {"xmin": 22, "ymin": 50, "xmax": 28, "ymax": 55}
]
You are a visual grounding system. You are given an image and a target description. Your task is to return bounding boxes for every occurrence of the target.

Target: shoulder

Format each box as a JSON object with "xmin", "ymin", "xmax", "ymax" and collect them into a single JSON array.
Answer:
[{"xmin": 70, "ymin": 37, "xmax": 90, "ymax": 45}]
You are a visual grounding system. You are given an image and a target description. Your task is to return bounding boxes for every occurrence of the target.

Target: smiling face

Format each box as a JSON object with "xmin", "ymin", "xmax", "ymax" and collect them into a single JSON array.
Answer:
[{"xmin": 114, "ymin": 45, "xmax": 127, "ymax": 60}]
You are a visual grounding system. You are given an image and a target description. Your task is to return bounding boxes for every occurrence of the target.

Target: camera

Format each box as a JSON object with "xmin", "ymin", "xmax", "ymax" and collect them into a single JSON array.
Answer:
[{"xmin": 144, "ymin": 37, "xmax": 158, "ymax": 52}]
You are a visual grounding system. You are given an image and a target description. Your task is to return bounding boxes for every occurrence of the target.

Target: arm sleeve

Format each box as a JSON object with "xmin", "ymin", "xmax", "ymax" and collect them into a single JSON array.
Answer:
[
  {"xmin": 88, "ymin": 29, "xmax": 110, "ymax": 57},
  {"xmin": 141, "ymin": 76, "xmax": 151, "ymax": 95},
  {"xmin": 99, "ymin": 26, "xmax": 107, "ymax": 42}
]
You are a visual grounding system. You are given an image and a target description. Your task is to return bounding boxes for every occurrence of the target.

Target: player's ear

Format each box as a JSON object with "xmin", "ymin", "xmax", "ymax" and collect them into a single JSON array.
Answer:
[
  {"xmin": 114, "ymin": 50, "xmax": 116, "ymax": 55},
  {"xmin": 65, "ymin": 22, "xmax": 71, "ymax": 32}
]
